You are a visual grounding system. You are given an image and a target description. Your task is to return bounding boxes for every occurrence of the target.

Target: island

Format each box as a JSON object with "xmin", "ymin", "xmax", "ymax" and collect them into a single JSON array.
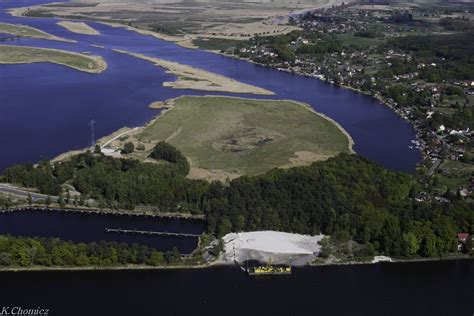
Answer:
[
  {"xmin": 0, "ymin": 45, "xmax": 107, "ymax": 73},
  {"xmin": 113, "ymin": 49, "xmax": 274, "ymax": 95},
  {"xmin": 0, "ymin": 22, "xmax": 74, "ymax": 42},
  {"xmin": 57, "ymin": 21, "xmax": 100, "ymax": 35},
  {"xmin": 97, "ymin": 96, "xmax": 353, "ymax": 181}
]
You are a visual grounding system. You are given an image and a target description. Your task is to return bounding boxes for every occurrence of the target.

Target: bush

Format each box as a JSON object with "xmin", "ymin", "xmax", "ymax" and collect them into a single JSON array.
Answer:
[{"xmin": 121, "ymin": 142, "xmax": 135, "ymax": 154}]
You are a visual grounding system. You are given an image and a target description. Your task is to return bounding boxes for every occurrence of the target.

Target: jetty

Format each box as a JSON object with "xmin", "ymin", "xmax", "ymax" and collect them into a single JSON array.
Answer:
[
  {"xmin": 105, "ymin": 228, "xmax": 202, "ymax": 238},
  {"xmin": 0, "ymin": 207, "xmax": 205, "ymax": 220}
]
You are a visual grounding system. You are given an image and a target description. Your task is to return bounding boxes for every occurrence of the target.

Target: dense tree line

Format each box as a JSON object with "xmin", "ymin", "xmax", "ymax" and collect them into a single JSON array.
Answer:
[
  {"xmin": 440, "ymin": 17, "xmax": 474, "ymax": 32},
  {"xmin": 201, "ymin": 154, "xmax": 473, "ymax": 258},
  {"xmin": 1, "ymin": 148, "xmax": 472, "ymax": 259},
  {"xmin": 1, "ymin": 160, "xmax": 62, "ymax": 195},
  {"xmin": 296, "ymin": 40, "xmax": 342, "ymax": 56},
  {"xmin": 149, "ymin": 141, "xmax": 190, "ymax": 174},
  {"xmin": 388, "ymin": 32, "xmax": 474, "ymax": 81},
  {"xmin": 0, "ymin": 235, "xmax": 181, "ymax": 267},
  {"xmin": 387, "ymin": 11, "xmax": 413, "ymax": 24},
  {"xmin": 1, "ymin": 148, "xmax": 204, "ymax": 210}
]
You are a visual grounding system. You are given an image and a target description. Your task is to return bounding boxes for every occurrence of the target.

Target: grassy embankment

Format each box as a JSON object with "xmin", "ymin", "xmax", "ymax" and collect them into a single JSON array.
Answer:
[
  {"xmin": 109, "ymin": 96, "xmax": 353, "ymax": 181},
  {"xmin": 0, "ymin": 22, "xmax": 74, "ymax": 42},
  {"xmin": 0, "ymin": 45, "xmax": 107, "ymax": 73}
]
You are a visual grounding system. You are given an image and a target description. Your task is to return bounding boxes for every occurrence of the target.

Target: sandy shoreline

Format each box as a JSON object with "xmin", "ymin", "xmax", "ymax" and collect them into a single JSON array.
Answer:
[
  {"xmin": 100, "ymin": 21, "xmax": 198, "ymax": 49},
  {"xmin": 57, "ymin": 20, "xmax": 100, "ymax": 35},
  {"xmin": 112, "ymin": 49, "xmax": 274, "ymax": 95}
]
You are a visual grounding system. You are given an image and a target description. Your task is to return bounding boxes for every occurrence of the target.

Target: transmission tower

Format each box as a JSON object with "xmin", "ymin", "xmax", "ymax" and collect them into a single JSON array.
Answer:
[
  {"xmin": 211, "ymin": 155, "xmax": 215, "ymax": 173},
  {"xmin": 89, "ymin": 119, "xmax": 96, "ymax": 148}
]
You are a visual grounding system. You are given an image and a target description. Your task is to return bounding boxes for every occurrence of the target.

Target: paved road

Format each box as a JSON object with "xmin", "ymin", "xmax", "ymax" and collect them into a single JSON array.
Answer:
[{"xmin": 0, "ymin": 183, "xmax": 58, "ymax": 202}]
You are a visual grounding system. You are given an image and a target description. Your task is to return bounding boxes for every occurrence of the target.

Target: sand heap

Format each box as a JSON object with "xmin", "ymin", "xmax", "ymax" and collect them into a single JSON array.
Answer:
[{"xmin": 223, "ymin": 231, "xmax": 324, "ymax": 266}]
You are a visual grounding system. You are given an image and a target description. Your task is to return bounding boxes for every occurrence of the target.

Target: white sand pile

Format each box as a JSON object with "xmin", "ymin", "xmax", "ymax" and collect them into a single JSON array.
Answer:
[{"xmin": 222, "ymin": 231, "xmax": 325, "ymax": 266}]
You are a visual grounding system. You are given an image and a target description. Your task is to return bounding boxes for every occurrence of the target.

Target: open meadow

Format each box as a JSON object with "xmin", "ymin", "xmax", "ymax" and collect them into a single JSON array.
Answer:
[{"xmin": 111, "ymin": 96, "xmax": 354, "ymax": 180}]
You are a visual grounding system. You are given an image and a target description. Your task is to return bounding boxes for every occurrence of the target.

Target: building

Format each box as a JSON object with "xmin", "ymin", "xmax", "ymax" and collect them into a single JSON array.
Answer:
[{"xmin": 457, "ymin": 233, "xmax": 470, "ymax": 252}]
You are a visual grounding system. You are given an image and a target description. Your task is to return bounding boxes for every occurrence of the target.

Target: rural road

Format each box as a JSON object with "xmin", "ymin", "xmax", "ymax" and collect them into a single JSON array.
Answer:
[{"xmin": 0, "ymin": 183, "xmax": 57, "ymax": 202}]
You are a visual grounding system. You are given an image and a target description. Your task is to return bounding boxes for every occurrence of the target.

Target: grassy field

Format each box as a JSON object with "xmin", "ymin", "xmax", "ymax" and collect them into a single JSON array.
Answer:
[
  {"xmin": 0, "ymin": 45, "xmax": 107, "ymax": 73},
  {"xmin": 135, "ymin": 96, "xmax": 352, "ymax": 179},
  {"xmin": 336, "ymin": 34, "xmax": 384, "ymax": 48},
  {"xmin": 192, "ymin": 38, "xmax": 245, "ymax": 51},
  {"xmin": 435, "ymin": 159, "xmax": 474, "ymax": 192},
  {"xmin": 0, "ymin": 22, "xmax": 73, "ymax": 42}
]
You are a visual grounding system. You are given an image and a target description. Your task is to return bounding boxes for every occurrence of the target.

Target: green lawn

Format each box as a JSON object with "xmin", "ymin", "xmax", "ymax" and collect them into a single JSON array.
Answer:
[{"xmin": 138, "ymin": 96, "xmax": 351, "ymax": 176}]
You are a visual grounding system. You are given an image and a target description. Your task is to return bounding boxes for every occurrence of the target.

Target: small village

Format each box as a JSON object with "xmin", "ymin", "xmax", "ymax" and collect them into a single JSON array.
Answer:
[{"xmin": 226, "ymin": 2, "xmax": 474, "ymax": 202}]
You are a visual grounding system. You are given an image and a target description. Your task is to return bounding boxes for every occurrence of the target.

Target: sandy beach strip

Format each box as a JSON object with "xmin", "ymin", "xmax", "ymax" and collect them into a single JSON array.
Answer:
[
  {"xmin": 112, "ymin": 49, "xmax": 274, "ymax": 95},
  {"xmin": 57, "ymin": 21, "xmax": 100, "ymax": 35}
]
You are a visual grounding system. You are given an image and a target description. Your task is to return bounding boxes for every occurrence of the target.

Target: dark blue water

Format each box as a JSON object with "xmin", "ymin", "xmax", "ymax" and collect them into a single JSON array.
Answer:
[
  {"xmin": 0, "ymin": 259, "xmax": 473, "ymax": 316},
  {"xmin": 0, "ymin": 3, "xmax": 471, "ymax": 315},
  {"xmin": 0, "ymin": 209, "xmax": 205, "ymax": 253},
  {"xmin": 0, "ymin": 0, "xmax": 421, "ymax": 173}
]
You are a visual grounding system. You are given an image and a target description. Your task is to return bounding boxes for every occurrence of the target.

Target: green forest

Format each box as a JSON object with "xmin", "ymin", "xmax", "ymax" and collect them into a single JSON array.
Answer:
[
  {"xmin": 387, "ymin": 32, "xmax": 474, "ymax": 81},
  {"xmin": 1, "ymin": 149, "xmax": 473, "ymax": 259},
  {"xmin": 0, "ymin": 235, "xmax": 181, "ymax": 267}
]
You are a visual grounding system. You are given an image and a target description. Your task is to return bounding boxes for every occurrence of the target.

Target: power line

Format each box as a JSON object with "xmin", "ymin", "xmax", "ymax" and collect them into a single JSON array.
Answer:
[{"xmin": 89, "ymin": 119, "xmax": 96, "ymax": 148}]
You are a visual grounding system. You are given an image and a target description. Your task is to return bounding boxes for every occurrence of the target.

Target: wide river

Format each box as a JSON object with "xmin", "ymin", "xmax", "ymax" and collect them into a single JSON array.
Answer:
[
  {"xmin": 1, "ymin": 2, "xmax": 469, "ymax": 315},
  {"xmin": 0, "ymin": 260, "xmax": 473, "ymax": 315},
  {"xmin": 0, "ymin": 0, "xmax": 421, "ymax": 173}
]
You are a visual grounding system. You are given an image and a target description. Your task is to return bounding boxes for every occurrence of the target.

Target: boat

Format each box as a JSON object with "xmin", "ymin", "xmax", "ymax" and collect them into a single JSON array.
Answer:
[
  {"xmin": 246, "ymin": 258, "xmax": 292, "ymax": 276},
  {"xmin": 247, "ymin": 264, "xmax": 292, "ymax": 276}
]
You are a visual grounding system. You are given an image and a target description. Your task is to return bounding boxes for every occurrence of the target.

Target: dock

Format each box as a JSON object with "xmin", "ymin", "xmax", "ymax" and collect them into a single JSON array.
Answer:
[
  {"xmin": 105, "ymin": 228, "xmax": 202, "ymax": 238},
  {"xmin": 0, "ymin": 207, "xmax": 205, "ymax": 220}
]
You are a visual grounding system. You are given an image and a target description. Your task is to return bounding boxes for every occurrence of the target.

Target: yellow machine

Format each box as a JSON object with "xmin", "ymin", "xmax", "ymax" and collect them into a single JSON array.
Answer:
[{"xmin": 246, "ymin": 258, "xmax": 292, "ymax": 276}]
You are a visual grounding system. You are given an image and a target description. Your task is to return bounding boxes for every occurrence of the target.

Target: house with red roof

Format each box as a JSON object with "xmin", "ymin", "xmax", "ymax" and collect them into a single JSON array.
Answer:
[{"xmin": 457, "ymin": 233, "xmax": 470, "ymax": 252}]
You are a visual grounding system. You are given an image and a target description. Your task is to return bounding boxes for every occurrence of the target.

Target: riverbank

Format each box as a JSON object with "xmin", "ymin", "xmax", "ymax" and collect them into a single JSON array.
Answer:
[
  {"xmin": 311, "ymin": 253, "xmax": 473, "ymax": 268},
  {"xmin": 0, "ymin": 253, "xmax": 470, "ymax": 273},
  {"xmin": 0, "ymin": 206, "xmax": 205, "ymax": 220},
  {"xmin": 0, "ymin": 263, "xmax": 210, "ymax": 272}
]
